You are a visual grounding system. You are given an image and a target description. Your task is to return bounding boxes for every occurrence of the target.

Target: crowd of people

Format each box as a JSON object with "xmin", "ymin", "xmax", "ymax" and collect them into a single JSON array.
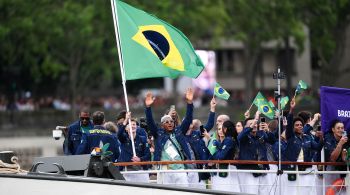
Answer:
[{"xmin": 61, "ymin": 88, "xmax": 348, "ymax": 195}]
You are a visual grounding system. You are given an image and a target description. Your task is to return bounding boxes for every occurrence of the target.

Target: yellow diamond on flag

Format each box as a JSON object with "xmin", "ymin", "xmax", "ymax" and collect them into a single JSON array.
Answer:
[{"xmin": 132, "ymin": 25, "xmax": 184, "ymax": 71}]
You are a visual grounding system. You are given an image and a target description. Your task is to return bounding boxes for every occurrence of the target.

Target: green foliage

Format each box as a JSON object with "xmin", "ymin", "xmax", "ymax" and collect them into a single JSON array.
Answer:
[{"xmin": 1, "ymin": 0, "xmax": 349, "ymax": 97}]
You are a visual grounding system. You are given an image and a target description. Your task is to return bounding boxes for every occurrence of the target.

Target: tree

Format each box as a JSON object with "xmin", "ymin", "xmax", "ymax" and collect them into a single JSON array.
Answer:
[
  {"xmin": 298, "ymin": 0, "xmax": 350, "ymax": 86},
  {"xmin": 224, "ymin": 0, "xmax": 306, "ymax": 106}
]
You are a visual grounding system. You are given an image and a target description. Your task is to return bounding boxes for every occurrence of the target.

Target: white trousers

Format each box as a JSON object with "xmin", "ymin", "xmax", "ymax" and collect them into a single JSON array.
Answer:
[
  {"xmin": 282, "ymin": 167, "xmax": 316, "ymax": 195},
  {"xmin": 187, "ymin": 172, "xmax": 206, "ymax": 189},
  {"xmin": 211, "ymin": 165, "xmax": 240, "ymax": 192},
  {"xmin": 158, "ymin": 172, "xmax": 189, "ymax": 187},
  {"xmin": 238, "ymin": 172, "xmax": 259, "ymax": 194}
]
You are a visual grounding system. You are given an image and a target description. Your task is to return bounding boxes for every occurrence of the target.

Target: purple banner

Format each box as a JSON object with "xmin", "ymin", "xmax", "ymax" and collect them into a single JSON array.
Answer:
[{"xmin": 320, "ymin": 86, "xmax": 350, "ymax": 132}]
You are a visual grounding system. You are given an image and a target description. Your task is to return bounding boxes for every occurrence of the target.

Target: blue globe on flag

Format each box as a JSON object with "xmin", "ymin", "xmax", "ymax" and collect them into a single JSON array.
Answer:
[
  {"xmin": 218, "ymin": 88, "xmax": 224, "ymax": 94},
  {"xmin": 214, "ymin": 83, "xmax": 230, "ymax": 100},
  {"xmin": 263, "ymin": 106, "xmax": 269, "ymax": 113}
]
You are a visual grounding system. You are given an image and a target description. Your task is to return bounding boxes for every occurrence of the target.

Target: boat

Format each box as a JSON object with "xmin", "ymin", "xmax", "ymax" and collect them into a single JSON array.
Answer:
[{"xmin": 0, "ymin": 151, "xmax": 246, "ymax": 195}]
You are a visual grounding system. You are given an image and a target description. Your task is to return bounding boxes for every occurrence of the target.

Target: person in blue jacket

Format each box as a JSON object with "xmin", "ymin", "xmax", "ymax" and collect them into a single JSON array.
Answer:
[
  {"xmin": 237, "ymin": 111, "xmax": 276, "ymax": 195},
  {"xmin": 75, "ymin": 111, "xmax": 120, "ymax": 162},
  {"xmin": 210, "ymin": 120, "xmax": 241, "ymax": 192},
  {"xmin": 324, "ymin": 119, "xmax": 348, "ymax": 191},
  {"xmin": 117, "ymin": 112, "xmax": 151, "ymax": 183},
  {"xmin": 64, "ymin": 111, "xmax": 94, "ymax": 155},
  {"xmin": 284, "ymin": 98, "xmax": 323, "ymax": 195},
  {"xmin": 185, "ymin": 97, "xmax": 216, "ymax": 189},
  {"xmin": 144, "ymin": 88, "xmax": 194, "ymax": 187}
]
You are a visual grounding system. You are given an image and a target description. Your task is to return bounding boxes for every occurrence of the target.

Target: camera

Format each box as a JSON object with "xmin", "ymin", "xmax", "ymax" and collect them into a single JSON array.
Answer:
[
  {"xmin": 342, "ymin": 131, "xmax": 347, "ymax": 137},
  {"xmin": 317, "ymin": 125, "xmax": 321, "ymax": 131},
  {"xmin": 260, "ymin": 117, "xmax": 266, "ymax": 123},
  {"xmin": 52, "ymin": 126, "xmax": 66, "ymax": 140}
]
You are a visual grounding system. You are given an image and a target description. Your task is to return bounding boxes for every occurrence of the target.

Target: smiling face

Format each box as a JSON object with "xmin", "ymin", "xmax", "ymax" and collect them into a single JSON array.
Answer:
[
  {"xmin": 332, "ymin": 122, "xmax": 345, "ymax": 139},
  {"xmin": 126, "ymin": 124, "xmax": 136, "ymax": 138},
  {"xmin": 162, "ymin": 119, "xmax": 174, "ymax": 132},
  {"xmin": 80, "ymin": 112, "xmax": 90, "ymax": 126},
  {"xmin": 236, "ymin": 121, "xmax": 243, "ymax": 134},
  {"xmin": 294, "ymin": 120, "xmax": 303, "ymax": 134}
]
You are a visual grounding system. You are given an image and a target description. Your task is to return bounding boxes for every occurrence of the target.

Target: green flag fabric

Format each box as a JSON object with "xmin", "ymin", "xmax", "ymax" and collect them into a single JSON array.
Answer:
[
  {"xmin": 280, "ymin": 96, "xmax": 289, "ymax": 110},
  {"xmin": 268, "ymin": 100, "xmax": 275, "ymax": 110},
  {"xmin": 295, "ymin": 80, "xmax": 308, "ymax": 94},
  {"xmin": 214, "ymin": 83, "xmax": 230, "ymax": 100},
  {"xmin": 113, "ymin": 0, "xmax": 204, "ymax": 80},
  {"xmin": 253, "ymin": 92, "xmax": 275, "ymax": 119}
]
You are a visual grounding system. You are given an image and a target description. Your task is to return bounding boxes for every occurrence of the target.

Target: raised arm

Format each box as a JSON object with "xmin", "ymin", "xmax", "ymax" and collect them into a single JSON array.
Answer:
[
  {"xmin": 144, "ymin": 92, "xmax": 158, "ymax": 138},
  {"xmin": 286, "ymin": 98, "xmax": 295, "ymax": 140},
  {"xmin": 117, "ymin": 124, "xmax": 128, "ymax": 143},
  {"xmin": 180, "ymin": 88, "xmax": 194, "ymax": 134},
  {"xmin": 330, "ymin": 136, "xmax": 348, "ymax": 162},
  {"xmin": 303, "ymin": 113, "xmax": 321, "ymax": 135},
  {"xmin": 204, "ymin": 98, "xmax": 216, "ymax": 131}
]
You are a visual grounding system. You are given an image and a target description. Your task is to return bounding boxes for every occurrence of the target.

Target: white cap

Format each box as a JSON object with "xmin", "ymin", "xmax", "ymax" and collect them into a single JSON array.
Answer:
[{"xmin": 161, "ymin": 115, "xmax": 173, "ymax": 123}]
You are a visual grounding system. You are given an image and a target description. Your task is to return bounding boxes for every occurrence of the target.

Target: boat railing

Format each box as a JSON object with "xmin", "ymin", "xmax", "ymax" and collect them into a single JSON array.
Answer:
[{"xmin": 114, "ymin": 160, "xmax": 350, "ymax": 195}]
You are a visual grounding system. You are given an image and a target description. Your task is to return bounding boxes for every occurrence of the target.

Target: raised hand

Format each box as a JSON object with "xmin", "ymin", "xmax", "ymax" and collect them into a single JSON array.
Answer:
[
  {"xmin": 339, "ymin": 136, "xmax": 348, "ymax": 146},
  {"xmin": 260, "ymin": 122, "xmax": 269, "ymax": 132},
  {"xmin": 313, "ymin": 113, "xmax": 321, "ymax": 121},
  {"xmin": 290, "ymin": 98, "xmax": 296, "ymax": 109},
  {"xmin": 145, "ymin": 91, "xmax": 155, "ymax": 107},
  {"xmin": 244, "ymin": 110, "xmax": 250, "ymax": 119},
  {"xmin": 210, "ymin": 97, "xmax": 216, "ymax": 112},
  {"xmin": 254, "ymin": 110, "xmax": 261, "ymax": 120},
  {"xmin": 123, "ymin": 112, "xmax": 131, "ymax": 126},
  {"xmin": 185, "ymin": 88, "xmax": 193, "ymax": 104}
]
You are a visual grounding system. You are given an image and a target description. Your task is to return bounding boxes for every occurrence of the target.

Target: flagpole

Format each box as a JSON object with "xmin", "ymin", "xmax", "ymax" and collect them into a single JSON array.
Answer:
[
  {"xmin": 248, "ymin": 102, "xmax": 254, "ymax": 112},
  {"xmin": 110, "ymin": 0, "xmax": 136, "ymax": 157}
]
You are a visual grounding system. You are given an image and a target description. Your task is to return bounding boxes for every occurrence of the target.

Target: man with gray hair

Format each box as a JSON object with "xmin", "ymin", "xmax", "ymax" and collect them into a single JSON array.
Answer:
[{"xmin": 144, "ymin": 88, "xmax": 194, "ymax": 187}]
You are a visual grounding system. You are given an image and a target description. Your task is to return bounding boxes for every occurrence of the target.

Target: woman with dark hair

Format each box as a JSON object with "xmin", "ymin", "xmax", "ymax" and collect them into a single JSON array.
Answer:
[
  {"xmin": 284, "ymin": 98, "xmax": 322, "ymax": 195},
  {"xmin": 324, "ymin": 119, "xmax": 348, "ymax": 192},
  {"xmin": 210, "ymin": 121, "xmax": 240, "ymax": 192},
  {"xmin": 235, "ymin": 121, "xmax": 244, "ymax": 134}
]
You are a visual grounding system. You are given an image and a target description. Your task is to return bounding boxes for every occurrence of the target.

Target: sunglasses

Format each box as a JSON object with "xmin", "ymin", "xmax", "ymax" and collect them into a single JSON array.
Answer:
[
  {"xmin": 295, "ymin": 123, "xmax": 303, "ymax": 126},
  {"xmin": 80, "ymin": 117, "xmax": 90, "ymax": 121},
  {"xmin": 163, "ymin": 120, "xmax": 174, "ymax": 124}
]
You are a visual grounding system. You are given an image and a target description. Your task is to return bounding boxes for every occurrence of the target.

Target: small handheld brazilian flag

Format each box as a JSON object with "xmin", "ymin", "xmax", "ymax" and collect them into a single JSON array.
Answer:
[
  {"xmin": 253, "ymin": 92, "xmax": 275, "ymax": 119},
  {"xmin": 214, "ymin": 83, "xmax": 230, "ymax": 100},
  {"xmin": 280, "ymin": 96, "xmax": 289, "ymax": 110},
  {"xmin": 295, "ymin": 80, "xmax": 308, "ymax": 94}
]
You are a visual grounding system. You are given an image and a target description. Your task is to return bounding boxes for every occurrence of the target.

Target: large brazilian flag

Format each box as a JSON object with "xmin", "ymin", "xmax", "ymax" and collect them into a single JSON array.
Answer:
[{"xmin": 113, "ymin": 0, "xmax": 204, "ymax": 80}]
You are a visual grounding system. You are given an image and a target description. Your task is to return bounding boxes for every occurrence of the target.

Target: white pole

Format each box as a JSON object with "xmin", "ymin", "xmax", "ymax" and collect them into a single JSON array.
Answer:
[
  {"xmin": 277, "ymin": 66, "xmax": 282, "ymax": 195},
  {"xmin": 110, "ymin": 0, "xmax": 136, "ymax": 157}
]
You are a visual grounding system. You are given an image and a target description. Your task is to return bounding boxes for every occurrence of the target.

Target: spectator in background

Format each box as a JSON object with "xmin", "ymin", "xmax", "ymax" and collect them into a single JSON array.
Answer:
[
  {"xmin": 104, "ymin": 121, "xmax": 118, "ymax": 134},
  {"xmin": 64, "ymin": 111, "xmax": 94, "ymax": 155}
]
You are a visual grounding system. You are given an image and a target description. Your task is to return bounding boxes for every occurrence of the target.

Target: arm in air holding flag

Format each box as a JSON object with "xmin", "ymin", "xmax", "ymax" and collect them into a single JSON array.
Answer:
[
  {"xmin": 179, "ymin": 88, "xmax": 194, "ymax": 135},
  {"xmin": 144, "ymin": 92, "xmax": 158, "ymax": 138}
]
